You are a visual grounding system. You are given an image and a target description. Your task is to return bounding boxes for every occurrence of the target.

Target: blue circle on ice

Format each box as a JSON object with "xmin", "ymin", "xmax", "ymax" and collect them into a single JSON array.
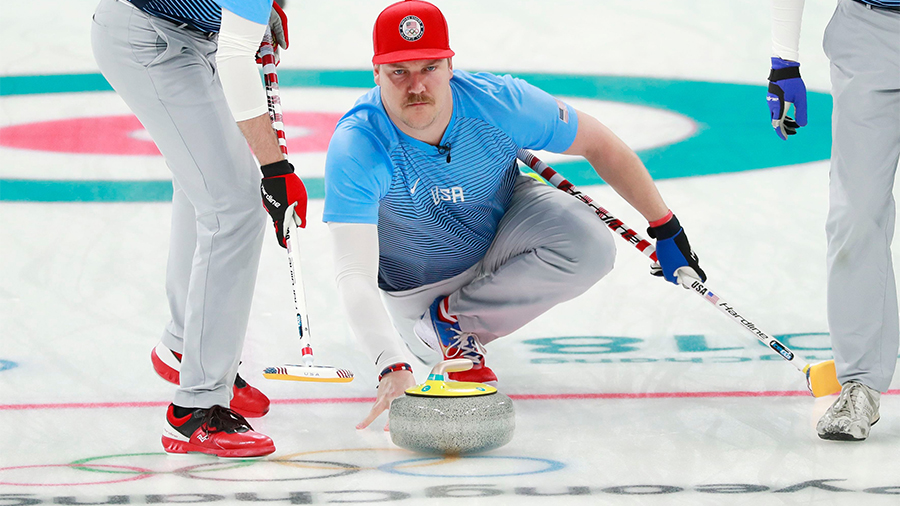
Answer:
[{"xmin": 378, "ymin": 455, "xmax": 565, "ymax": 477}]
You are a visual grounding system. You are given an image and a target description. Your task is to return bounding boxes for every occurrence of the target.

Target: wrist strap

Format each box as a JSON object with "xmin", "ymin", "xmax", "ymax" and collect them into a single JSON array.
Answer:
[
  {"xmin": 647, "ymin": 214, "xmax": 681, "ymax": 240},
  {"xmin": 378, "ymin": 362, "xmax": 412, "ymax": 382},
  {"xmin": 769, "ymin": 66, "xmax": 801, "ymax": 82},
  {"xmin": 648, "ymin": 210, "xmax": 674, "ymax": 228},
  {"xmin": 260, "ymin": 159, "xmax": 293, "ymax": 178}
]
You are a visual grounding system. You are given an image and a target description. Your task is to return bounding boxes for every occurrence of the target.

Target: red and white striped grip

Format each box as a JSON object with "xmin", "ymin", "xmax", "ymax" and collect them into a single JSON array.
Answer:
[
  {"xmin": 259, "ymin": 33, "xmax": 288, "ymax": 156},
  {"xmin": 516, "ymin": 149, "xmax": 658, "ymax": 262}
]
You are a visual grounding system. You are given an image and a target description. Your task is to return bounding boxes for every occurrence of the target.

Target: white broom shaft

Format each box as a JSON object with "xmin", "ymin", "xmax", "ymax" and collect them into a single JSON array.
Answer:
[
  {"xmin": 261, "ymin": 33, "xmax": 315, "ymax": 365},
  {"xmin": 285, "ymin": 219, "xmax": 313, "ymax": 353}
]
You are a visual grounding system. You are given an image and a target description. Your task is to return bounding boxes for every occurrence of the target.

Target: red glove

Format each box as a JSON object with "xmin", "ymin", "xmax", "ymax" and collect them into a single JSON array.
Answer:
[{"xmin": 260, "ymin": 160, "xmax": 307, "ymax": 248}]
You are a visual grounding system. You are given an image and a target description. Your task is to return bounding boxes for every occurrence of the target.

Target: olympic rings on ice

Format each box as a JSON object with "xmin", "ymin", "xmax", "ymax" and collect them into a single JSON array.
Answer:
[{"xmin": 0, "ymin": 449, "xmax": 565, "ymax": 486}]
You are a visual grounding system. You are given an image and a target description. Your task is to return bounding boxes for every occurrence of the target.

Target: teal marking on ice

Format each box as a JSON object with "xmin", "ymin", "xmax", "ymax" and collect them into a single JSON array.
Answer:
[
  {"xmin": 0, "ymin": 73, "xmax": 112, "ymax": 96},
  {"xmin": 515, "ymin": 73, "xmax": 831, "ymax": 183},
  {"xmin": 675, "ymin": 334, "xmax": 741, "ymax": 353},
  {"xmin": 0, "ymin": 70, "xmax": 832, "ymax": 202},
  {"xmin": 0, "ymin": 179, "xmax": 173, "ymax": 203},
  {"xmin": 0, "ymin": 177, "xmax": 326, "ymax": 202}
]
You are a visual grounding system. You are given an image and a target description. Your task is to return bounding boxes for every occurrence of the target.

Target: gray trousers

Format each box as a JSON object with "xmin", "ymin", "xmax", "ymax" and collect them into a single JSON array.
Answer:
[
  {"xmin": 823, "ymin": 0, "xmax": 900, "ymax": 392},
  {"xmin": 384, "ymin": 174, "xmax": 616, "ymax": 364},
  {"xmin": 92, "ymin": 0, "xmax": 267, "ymax": 408}
]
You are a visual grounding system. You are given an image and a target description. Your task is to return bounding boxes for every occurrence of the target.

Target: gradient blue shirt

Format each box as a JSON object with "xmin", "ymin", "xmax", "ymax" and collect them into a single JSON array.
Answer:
[{"xmin": 324, "ymin": 70, "xmax": 579, "ymax": 292}]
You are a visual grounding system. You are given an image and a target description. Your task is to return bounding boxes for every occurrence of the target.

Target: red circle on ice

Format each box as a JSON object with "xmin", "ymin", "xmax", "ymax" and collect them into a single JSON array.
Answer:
[{"xmin": 0, "ymin": 112, "xmax": 341, "ymax": 155}]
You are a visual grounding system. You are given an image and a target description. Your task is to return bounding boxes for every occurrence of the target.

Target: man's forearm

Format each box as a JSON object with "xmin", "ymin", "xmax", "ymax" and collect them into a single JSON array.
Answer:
[
  {"xmin": 238, "ymin": 113, "xmax": 285, "ymax": 167},
  {"xmin": 564, "ymin": 110, "xmax": 669, "ymax": 222},
  {"xmin": 772, "ymin": 0, "xmax": 805, "ymax": 61},
  {"xmin": 329, "ymin": 222, "xmax": 411, "ymax": 370}
]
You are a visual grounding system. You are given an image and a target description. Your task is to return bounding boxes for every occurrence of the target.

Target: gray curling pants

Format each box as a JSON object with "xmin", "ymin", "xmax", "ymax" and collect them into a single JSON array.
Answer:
[
  {"xmin": 92, "ymin": 0, "xmax": 267, "ymax": 408},
  {"xmin": 383, "ymin": 174, "xmax": 616, "ymax": 364},
  {"xmin": 823, "ymin": 0, "xmax": 900, "ymax": 393}
]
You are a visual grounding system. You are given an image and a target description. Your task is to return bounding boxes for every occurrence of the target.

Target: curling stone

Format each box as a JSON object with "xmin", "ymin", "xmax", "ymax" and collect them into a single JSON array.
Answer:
[{"xmin": 389, "ymin": 359, "xmax": 515, "ymax": 455}]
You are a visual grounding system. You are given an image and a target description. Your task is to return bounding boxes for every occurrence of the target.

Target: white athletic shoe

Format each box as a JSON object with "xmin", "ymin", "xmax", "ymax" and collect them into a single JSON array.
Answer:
[{"xmin": 816, "ymin": 381, "xmax": 880, "ymax": 441}]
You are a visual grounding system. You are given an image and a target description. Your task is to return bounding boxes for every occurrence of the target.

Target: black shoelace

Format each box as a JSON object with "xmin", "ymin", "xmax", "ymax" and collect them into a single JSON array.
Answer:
[{"xmin": 204, "ymin": 405, "xmax": 251, "ymax": 434}]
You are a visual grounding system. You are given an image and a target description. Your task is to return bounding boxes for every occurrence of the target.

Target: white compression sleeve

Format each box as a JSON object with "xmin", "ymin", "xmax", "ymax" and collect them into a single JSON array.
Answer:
[
  {"xmin": 771, "ymin": 0, "xmax": 805, "ymax": 62},
  {"xmin": 216, "ymin": 8, "xmax": 269, "ymax": 122},
  {"xmin": 329, "ymin": 222, "xmax": 411, "ymax": 372}
]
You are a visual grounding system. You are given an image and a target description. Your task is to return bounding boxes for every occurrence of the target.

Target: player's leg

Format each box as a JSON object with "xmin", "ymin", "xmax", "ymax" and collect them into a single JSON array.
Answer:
[
  {"xmin": 818, "ymin": 0, "xmax": 899, "ymax": 441},
  {"xmin": 453, "ymin": 174, "xmax": 615, "ymax": 342},
  {"xmin": 150, "ymin": 179, "xmax": 269, "ymax": 417},
  {"xmin": 402, "ymin": 174, "xmax": 615, "ymax": 383},
  {"xmin": 382, "ymin": 264, "xmax": 481, "ymax": 366},
  {"xmin": 823, "ymin": 0, "xmax": 899, "ymax": 394},
  {"xmin": 91, "ymin": 0, "xmax": 272, "ymax": 455},
  {"xmin": 160, "ymin": 179, "xmax": 193, "ymax": 358}
]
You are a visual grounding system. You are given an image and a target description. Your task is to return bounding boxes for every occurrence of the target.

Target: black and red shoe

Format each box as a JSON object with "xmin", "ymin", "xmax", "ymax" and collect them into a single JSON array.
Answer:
[
  {"xmin": 161, "ymin": 404, "xmax": 275, "ymax": 458},
  {"xmin": 151, "ymin": 343, "xmax": 270, "ymax": 418}
]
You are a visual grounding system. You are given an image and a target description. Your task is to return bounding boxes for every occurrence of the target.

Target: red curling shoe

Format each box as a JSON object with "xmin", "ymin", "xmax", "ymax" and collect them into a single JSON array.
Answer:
[{"xmin": 161, "ymin": 404, "xmax": 275, "ymax": 458}]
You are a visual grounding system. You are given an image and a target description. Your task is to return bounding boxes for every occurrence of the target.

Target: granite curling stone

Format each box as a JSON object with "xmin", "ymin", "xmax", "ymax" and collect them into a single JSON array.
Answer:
[{"xmin": 389, "ymin": 359, "xmax": 515, "ymax": 455}]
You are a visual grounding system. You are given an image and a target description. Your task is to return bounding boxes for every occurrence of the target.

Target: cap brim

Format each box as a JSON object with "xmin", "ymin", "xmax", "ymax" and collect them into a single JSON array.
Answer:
[{"xmin": 373, "ymin": 48, "xmax": 455, "ymax": 65}]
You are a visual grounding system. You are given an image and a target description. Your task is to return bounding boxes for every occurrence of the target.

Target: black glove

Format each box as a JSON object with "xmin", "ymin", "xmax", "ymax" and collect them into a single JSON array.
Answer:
[
  {"xmin": 260, "ymin": 160, "xmax": 307, "ymax": 248},
  {"xmin": 647, "ymin": 214, "xmax": 706, "ymax": 285}
]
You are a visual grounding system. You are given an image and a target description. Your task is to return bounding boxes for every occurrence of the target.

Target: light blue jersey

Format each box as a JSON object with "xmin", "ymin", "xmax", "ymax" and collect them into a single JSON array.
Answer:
[{"xmin": 324, "ymin": 70, "xmax": 579, "ymax": 292}]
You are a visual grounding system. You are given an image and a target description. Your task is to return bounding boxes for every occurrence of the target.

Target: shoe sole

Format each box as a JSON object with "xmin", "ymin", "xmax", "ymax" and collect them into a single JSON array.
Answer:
[
  {"xmin": 448, "ymin": 375, "xmax": 499, "ymax": 387},
  {"xmin": 818, "ymin": 432, "xmax": 865, "ymax": 441},
  {"xmin": 162, "ymin": 436, "xmax": 275, "ymax": 458},
  {"xmin": 817, "ymin": 417, "xmax": 879, "ymax": 442}
]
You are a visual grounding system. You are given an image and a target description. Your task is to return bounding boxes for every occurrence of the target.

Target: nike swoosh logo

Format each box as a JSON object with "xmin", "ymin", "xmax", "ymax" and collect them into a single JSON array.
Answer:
[
  {"xmin": 375, "ymin": 351, "xmax": 385, "ymax": 365},
  {"xmin": 410, "ymin": 178, "xmax": 420, "ymax": 195}
]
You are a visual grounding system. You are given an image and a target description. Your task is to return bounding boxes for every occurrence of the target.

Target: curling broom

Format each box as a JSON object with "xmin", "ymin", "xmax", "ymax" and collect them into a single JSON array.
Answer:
[
  {"xmin": 258, "ymin": 32, "xmax": 353, "ymax": 383},
  {"xmin": 517, "ymin": 149, "xmax": 840, "ymax": 397}
]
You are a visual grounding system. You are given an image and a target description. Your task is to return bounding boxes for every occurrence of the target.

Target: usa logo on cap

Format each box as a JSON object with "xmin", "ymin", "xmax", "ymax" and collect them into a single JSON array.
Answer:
[{"xmin": 399, "ymin": 15, "xmax": 424, "ymax": 41}]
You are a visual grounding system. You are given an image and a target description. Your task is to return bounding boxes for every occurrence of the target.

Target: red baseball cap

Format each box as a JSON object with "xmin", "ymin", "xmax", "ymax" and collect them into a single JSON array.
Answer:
[{"xmin": 372, "ymin": 0, "xmax": 455, "ymax": 65}]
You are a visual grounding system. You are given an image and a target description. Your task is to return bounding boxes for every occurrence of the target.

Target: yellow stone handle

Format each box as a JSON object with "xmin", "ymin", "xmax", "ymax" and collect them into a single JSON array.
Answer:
[{"xmin": 430, "ymin": 359, "xmax": 473, "ymax": 377}]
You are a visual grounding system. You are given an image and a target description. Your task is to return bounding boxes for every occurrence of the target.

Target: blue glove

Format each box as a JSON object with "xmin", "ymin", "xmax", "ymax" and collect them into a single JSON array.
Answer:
[
  {"xmin": 647, "ymin": 214, "xmax": 706, "ymax": 285},
  {"xmin": 767, "ymin": 57, "xmax": 807, "ymax": 140}
]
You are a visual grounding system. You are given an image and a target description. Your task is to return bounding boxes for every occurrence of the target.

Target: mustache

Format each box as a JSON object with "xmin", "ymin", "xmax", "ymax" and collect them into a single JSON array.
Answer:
[{"xmin": 405, "ymin": 94, "xmax": 434, "ymax": 106}]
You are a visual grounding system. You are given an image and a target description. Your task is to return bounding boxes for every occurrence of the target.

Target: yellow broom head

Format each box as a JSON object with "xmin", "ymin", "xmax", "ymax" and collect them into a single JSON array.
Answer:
[{"xmin": 804, "ymin": 360, "xmax": 841, "ymax": 397}]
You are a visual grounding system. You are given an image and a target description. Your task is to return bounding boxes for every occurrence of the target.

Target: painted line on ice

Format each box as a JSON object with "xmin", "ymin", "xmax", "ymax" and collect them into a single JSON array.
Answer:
[{"xmin": 1, "ymin": 390, "xmax": 898, "ymax": 411}]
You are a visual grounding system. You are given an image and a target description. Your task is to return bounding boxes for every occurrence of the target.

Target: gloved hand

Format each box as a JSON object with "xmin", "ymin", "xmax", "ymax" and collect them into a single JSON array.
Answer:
[
  {"xmin": 260, "ymin": 159, "xmax": 307, "ymax": 248},
  {"xmin": 647, "ymin": 214, "xmax": 706, "ymax": 286},
  {"xmin": 767, "ymin": 57, "xmax": 807, "ymax": 140},
  {"xmin": 269, "ymin": 2, "xmax": 289, "ymax": 51},
  {"xmin": 256, "ymin": 2, "xmax": 289, "ymax": 65}
]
